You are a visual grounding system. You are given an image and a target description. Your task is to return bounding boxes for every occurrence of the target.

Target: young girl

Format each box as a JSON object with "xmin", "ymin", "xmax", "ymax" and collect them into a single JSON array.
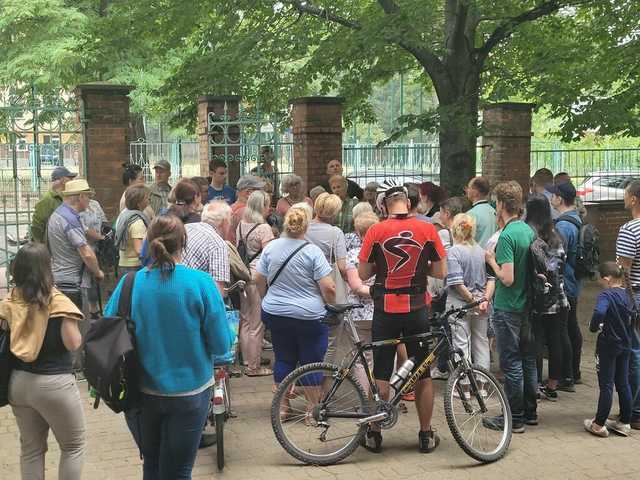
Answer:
[
  {"xmin": 584, "ymin": 262, "xmax": 638, "ymax": 437},
  {"xmin": 446, "ymin": 214, "xmax": 494, "ymax": 377}
]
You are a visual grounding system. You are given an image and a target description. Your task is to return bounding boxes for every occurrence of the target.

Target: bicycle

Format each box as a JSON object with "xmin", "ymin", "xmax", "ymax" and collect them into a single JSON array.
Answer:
[
  {"xmin": 270, "ymin": 300, "xmax": 512, "ymax": 466},
  {"xmin": 206, "ymin": 280, "xmax": 245, "ymax": 471}
]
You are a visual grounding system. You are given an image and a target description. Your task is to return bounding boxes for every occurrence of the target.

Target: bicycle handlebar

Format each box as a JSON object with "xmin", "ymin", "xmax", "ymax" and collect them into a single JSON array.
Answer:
[
  {"xmin": 430, "ymin": 298, "xmax": 487, "ymax": 325},
  {"xmin": 225, "ymin": 280, "xmax": 246, "ymax": 295}
]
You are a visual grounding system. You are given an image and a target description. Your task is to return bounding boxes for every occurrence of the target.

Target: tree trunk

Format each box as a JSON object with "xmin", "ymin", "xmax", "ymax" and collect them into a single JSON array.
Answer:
[{"xmin": 437, "ymin": 88, "xmax": 479, "ymax": 196}]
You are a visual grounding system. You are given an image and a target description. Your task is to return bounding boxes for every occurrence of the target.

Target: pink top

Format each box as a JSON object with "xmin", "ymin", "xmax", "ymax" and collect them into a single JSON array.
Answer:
[{"xmin": 276, "ymin": 196, "xmax": 313, "ymax": 217}]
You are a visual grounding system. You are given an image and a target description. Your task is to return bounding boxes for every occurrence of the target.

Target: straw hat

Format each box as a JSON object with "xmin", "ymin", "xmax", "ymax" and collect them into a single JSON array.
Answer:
[{"xmin": 62, "ymin": 178, "xmax": 95, "ymax": 196}]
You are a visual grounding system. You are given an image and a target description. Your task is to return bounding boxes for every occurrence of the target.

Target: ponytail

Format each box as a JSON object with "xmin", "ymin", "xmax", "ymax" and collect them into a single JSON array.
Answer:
[{"xmin": 146, "ymin": 215, "xmax": 186, "ymax": 276}]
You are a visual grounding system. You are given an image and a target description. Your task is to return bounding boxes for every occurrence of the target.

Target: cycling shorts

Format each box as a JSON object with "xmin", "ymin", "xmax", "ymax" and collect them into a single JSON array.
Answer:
[{"xmin": 371, "ymin": 307, "xmax": 431, "ymax": 381}]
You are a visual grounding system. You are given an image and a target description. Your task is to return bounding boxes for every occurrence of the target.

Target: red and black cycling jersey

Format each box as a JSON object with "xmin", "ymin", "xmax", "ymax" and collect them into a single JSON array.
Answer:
[{"xmin": 359, "ymin": 217, "xmax": 445, "ymax": 314}]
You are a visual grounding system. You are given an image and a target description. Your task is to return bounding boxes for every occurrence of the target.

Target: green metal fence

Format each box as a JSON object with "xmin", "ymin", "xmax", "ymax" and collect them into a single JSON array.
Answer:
[{"xmin": 530, "ymin": 148, "xmax": 640, "ymax": 201}]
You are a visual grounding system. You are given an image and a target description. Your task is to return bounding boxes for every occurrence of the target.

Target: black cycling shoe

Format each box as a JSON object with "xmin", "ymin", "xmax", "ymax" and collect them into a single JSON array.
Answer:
[
  {"xmin": 418, "ymin": 429, "xmax": 440, "ymax": 453},
  {"xmin": 360, "ymin": 428, "xmax": 382, "ymax": 453}
]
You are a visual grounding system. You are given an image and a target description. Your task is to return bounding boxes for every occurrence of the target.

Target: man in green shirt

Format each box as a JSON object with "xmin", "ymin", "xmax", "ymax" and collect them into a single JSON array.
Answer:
[
  {"xmin": 465, "ymin": 176, "xmax": 497, "ymax": 248},
  {"xmin": 485, "ymin": 181, "xmax": 537, "ymax": 433},
  {"xmin": 149, "ymin": 160, "xmax": 172, "ymax": 215},
  {"xmin": 30, "ymin": 166, "xmax": 77, "ymax": 242}
]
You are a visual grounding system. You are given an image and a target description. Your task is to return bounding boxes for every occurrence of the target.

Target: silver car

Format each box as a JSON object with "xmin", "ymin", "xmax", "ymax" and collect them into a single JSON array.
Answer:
[{"xmin": 577, "ymin": 171, "xmax": 640, "ymax": 202}]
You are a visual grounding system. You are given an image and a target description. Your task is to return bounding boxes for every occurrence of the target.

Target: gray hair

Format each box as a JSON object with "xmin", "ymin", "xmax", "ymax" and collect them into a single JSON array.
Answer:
[
  {"xmin": 352, "ymin": 201, "xmax": 373, "ymax": 220},
  {"xmin": 201, "ymin": 200, "xmax": 231, "ymax": 228},
  {"xmin": 281, "ymin": 174, "xmax": 303, "ymax": 195},
  {"xmin": 243, "ymin": 190, "xmax": 269, "ymax": 224}
]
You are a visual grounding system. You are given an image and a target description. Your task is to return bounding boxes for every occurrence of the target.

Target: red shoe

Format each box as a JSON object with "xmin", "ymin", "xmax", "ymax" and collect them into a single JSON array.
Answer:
[{"xmin": 402, "ymin": 391, "xmax": 416, "ymax": 402}]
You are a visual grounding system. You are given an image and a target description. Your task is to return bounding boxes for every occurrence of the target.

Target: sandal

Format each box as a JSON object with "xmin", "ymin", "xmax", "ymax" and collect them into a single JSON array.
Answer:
[{"xmin": 245, "ymin": 366, "xmax": 273, "ymax": 377}]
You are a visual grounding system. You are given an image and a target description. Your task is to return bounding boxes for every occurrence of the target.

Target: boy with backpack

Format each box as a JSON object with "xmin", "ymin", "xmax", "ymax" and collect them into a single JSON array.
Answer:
[{"xmin": 550, "ymin": 181, "xmax": 599, "ymax": 391}]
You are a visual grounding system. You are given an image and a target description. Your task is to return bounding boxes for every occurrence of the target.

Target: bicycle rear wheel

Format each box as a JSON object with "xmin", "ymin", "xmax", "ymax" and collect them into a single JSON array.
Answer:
[
  {"xmin": 444, "ymin": 365, "xmax": 511, "ymax": 463},
  {"xmin": 215, "ymin": 413, "xmax": 225, "ymax": 471},
  {"xmin": 271, "ymin": 362, "xmax": 369, "ymax": 466}
]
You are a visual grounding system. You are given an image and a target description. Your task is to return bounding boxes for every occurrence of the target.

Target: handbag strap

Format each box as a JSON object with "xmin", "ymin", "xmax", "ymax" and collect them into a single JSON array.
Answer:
[
  {"xmin": 117, "ymin": 272, "xmax": 137, "ymax": 319},
  {"xmin": 269, "ymin": 242, "xmax": 309, "ymax": 287}
]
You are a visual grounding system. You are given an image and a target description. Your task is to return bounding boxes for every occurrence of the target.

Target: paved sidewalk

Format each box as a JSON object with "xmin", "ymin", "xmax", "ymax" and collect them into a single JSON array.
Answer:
[{"xmin": 2, "ymin": 284, "xmax": 640, "ymax": 479}]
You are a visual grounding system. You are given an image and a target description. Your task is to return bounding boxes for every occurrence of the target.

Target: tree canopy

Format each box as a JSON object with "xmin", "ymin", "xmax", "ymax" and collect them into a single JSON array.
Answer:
[{"xmin": 1, "ymin": 0, "xmax": 638, "ymax": 189}]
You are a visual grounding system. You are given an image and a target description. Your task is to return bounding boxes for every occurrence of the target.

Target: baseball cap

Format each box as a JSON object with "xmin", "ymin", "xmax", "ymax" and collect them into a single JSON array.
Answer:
[
  {"xmin": 51, "ymin": 166, "xmax": 77, "ymax": 181},
  {"xmin": 153, "ymin": 160, "xmax": 171, "ymax": 171},
  {"xmin": 546, "ymin": 182, "xmax": 576, "ymax": 202},
  {"xmin": 236, "ymin": 175, "xmax": 266, "ymax": 191}
]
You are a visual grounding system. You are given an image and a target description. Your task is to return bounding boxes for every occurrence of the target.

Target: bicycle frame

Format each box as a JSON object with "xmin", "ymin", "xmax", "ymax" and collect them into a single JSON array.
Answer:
[{"xmin": 319, "ymin": 317, "xmax": 488, "ymax": 422}]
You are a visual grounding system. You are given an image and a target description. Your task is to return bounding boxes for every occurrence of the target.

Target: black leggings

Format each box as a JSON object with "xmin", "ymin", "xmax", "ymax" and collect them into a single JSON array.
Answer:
[
  {"xmin": 567, "ymin": 297, "xmax": 583, "ymax": 381},
  {"xmin": 534, "ymin": 309, "xmax": 568, "ymax": 383},
  {"xmin": 372, "ymin": 308, "xmax": 431, "ymax": 381}
]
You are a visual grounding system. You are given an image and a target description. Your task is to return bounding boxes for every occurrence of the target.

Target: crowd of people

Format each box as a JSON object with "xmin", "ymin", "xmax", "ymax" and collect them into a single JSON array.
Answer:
[{"xmin": 0, "ymin": 154, "xmax": 639, "ymax": 479}]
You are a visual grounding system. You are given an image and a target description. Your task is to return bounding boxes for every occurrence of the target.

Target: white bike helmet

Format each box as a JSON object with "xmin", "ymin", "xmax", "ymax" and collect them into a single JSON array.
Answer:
[{"xmin": 376, "ymin": 179, "xmax": 409, "ymax": 216}]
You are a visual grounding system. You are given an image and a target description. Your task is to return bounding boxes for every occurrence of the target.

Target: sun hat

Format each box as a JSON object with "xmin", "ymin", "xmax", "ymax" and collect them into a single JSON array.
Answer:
[{"xmin": 62, "ymin": 178, "xmax": 94, "ymax": 196}]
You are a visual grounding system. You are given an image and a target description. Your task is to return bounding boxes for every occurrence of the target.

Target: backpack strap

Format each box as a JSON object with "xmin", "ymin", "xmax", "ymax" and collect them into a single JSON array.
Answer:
[
  {"xmin": 269, "ymin": 242, "xmax": 309, "ymax": 287},
  {"xmin": 117, "ymin": 272, "xmax": 137, "ymax": 319},
  {"xmin": 555, "ymin": 214, "xmax": 581, "ymax": 231},
  {"xmin": 242, "ymin": 223, "xmax": 260, "ymax": 243}
]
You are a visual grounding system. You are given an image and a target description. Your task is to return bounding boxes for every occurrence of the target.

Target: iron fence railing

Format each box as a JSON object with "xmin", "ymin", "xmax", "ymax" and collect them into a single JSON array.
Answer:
[{"xmin": 530, "ymin": 148, "xmax": 640, "ymax": 202}]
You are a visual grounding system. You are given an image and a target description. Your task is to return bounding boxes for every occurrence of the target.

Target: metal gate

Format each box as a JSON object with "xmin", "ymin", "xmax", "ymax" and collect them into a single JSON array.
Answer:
[
  {"xmin": 0, "ymin": 87, "xmax": 83, "ymax": 292},
  {"xmin": 207, "ymin": 103, "xmax": 294, "ymax": 199}
]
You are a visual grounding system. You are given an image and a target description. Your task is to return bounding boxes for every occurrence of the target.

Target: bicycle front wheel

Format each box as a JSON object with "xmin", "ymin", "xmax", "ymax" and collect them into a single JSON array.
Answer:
[
  {"xmin": 271, "ymin": 362, "xmax": 369, "ymax": 466},
  {"xmin": 444, "ymin": 365, "xmax": 512, "ymax": 463}
]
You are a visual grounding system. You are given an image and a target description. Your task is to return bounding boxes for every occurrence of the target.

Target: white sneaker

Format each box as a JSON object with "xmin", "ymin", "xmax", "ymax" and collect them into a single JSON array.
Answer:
[
  {"xmin": 431, "ymin": 367, "xmax": 449, "ymax": 380},
  {"xmin": 584, "ymin": 419, "xmax": 609, "ymax": 437},
  {"xmin": 605, "ymin": 419, "xmax": 631, "ymax": 436}
]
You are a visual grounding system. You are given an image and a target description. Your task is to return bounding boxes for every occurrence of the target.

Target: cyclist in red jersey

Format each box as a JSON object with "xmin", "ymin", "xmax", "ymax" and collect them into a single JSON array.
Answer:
[{"xmin": 358, "ymin": 181, "xmax": 446, "ymax": 454}]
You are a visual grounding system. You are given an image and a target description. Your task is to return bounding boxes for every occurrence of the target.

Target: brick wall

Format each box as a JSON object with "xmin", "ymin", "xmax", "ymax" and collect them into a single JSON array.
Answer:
[
  {"xmin": 75, "ymin": 83, "xmax": 133, "ymax": 220},
  {"xmin": 482, "ymin": 103, "xmax": 535, "ymax": 196},
  {"xmin": 291, "ymin": 97, "xmax": 344, "ymax": 191},
  {"xmin": 585, "ymin": 201, "xmax": 631, "ymax": 262}
]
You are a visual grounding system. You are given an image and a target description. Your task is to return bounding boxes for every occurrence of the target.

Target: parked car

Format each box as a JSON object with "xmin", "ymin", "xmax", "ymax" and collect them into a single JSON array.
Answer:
[
  {"xmin": 577, "ymin": 171, "xmax": 640, "ymax": 202},
  {"xmin": 346, "ymin": 169, "xmax": 438, "ymax": 189}
]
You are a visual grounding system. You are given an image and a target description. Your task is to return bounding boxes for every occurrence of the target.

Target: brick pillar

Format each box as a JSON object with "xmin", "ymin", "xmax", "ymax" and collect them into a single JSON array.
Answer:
[
  {"xmin": 481, "ymin": 103, "xmax": 535, "ymax": 195},
  {"xmin": 197, "ymin": 95, "xmax": 241, "ymax": 185},
  {"xmin": 75, "ymin": 83, "xmax": 133, "ymax": 220},
  {"xmin": 585, "ymin": 201, "xmax": 629, "ymax": 261},
  {"xmin": 290, "ymin": 97, "xmax": 344, "ymax": 191}
]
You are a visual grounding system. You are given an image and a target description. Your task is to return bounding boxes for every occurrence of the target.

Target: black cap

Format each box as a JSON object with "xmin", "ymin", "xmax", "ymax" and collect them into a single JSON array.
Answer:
[{"xmin": 546, "ymin": 182, "xmax": 576, "ymax": 202}]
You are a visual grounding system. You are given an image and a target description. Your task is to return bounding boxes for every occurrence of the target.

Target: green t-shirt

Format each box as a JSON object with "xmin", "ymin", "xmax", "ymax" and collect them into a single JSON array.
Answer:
[{"xmin": 494, "ymin": 220, "xmax": 535, "ymax": 313}]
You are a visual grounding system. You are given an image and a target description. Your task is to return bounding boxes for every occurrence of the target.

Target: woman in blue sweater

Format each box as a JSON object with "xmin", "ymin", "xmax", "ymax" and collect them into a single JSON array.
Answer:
[
  {"xmin": 105, "ymin": 214, "xmax": 234, "ymax": 479},
  {"xmin": 584, "ymin": 262, "xmax": 637, "ymax": 438}
]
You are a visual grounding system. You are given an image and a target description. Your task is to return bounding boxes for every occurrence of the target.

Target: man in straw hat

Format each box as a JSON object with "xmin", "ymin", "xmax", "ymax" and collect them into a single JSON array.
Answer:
[{"xmin": 46, "ymin": 178, "xmax": 104, "ymax": 310}]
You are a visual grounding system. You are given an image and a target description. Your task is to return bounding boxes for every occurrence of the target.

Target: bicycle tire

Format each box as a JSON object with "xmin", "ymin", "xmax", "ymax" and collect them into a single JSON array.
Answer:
[
  {"xmin": 271, "ymin": 362, "xmax": 368, "ymax": 466},
  {"xmin": 444, "ymin": 365, "xmax": 511, "ymax": 463},
  {"xmin": 215, "ymin": 413, "xmax": 225, "ymax": 471}
]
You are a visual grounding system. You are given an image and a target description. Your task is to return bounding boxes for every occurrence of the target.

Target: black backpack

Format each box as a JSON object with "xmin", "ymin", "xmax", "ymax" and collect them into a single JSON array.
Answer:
[
  {"xmin": 528, "ymin": 236, "xmax": 565, "ymax": 314},
  {"xmin": 83, "ymin": 273, "xmax": 140, "ymax": 413},
  {"xmin": 0, "ymin": 321, "xmax": 11, "ymax": 408},
  {"xmin": 556, "ymin": 214, "xmax": 600, "ymax": 280},
  {"xmin": 95, "ymin": 223, "xmax": 119, "ymax": 271},
  {"xmin": 237, "ymin": 223, "xmax": 261, "ymax": 266}
]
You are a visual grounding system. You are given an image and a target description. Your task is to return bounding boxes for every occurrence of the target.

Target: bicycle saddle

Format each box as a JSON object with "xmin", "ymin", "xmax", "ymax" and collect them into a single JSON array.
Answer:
[{"xmin": 324, "ymin": 303, "xmax": 364, "ymax": 314}]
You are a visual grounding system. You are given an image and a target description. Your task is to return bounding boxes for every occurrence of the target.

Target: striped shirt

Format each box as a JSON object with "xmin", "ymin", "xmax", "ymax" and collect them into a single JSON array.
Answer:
[
  {"xmin": 616, "ymin": 218, "xmax": 640, "ymax": 288},
  {"xmin": 183, "ymin": 222, "xmax": 230, "ymax": 284}
]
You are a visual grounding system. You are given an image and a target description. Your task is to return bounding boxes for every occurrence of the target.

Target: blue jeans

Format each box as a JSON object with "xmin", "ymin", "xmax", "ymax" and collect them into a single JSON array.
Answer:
[
  {"xmin": 493, "ymin": 310, "xmax": 538, "ymax": 423},
  {"xmin": 595, "ymin": 348, "xmax": 631, "ymax": 425},
  {"xmin": 629, "ymin": 292, "xmax": 640, "ymax": 422},
  {"xmin": 139, "ymin": 388, "xmax": 211, "ymax": 480},
  {"xmin": 262, "ymin": 310, "xmax": 329, "ymax": 383}
]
